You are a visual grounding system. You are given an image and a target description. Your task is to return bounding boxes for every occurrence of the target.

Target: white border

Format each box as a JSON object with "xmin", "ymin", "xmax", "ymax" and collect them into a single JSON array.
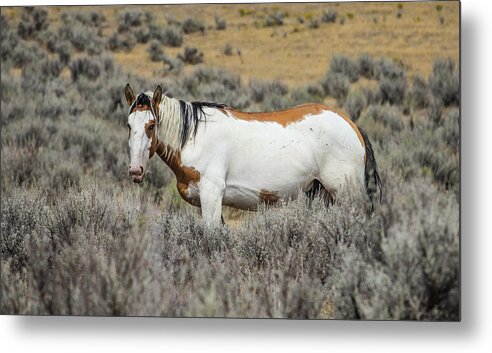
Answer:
[{"xmin": 2, "ymin": 1, "xmax": 491, "ymax": 352}]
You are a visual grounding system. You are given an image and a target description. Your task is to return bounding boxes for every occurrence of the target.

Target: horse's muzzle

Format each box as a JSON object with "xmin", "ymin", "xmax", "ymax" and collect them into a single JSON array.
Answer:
[{"xmin": 129, "ymin": 165, "xmax": 144, "ymax": 183}]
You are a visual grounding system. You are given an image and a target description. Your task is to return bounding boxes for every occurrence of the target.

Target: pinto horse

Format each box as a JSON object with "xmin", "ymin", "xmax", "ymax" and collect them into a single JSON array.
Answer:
[{"xmin": 124, "ymin": 84, "xmax": 382, "ymax": 226}]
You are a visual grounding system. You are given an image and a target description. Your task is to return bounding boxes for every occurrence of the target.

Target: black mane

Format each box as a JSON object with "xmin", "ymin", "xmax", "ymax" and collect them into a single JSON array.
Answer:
[{"xmin": 178, "ymin": 100, "xmax": 228, "ymax": 148}]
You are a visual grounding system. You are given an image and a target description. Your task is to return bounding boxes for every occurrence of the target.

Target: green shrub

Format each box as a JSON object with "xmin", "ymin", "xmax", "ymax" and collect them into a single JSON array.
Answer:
[
  {"xmin": 134, "ymin": 26, "xmax": 151, "ymax": 43},
  {"xmin": 357, "ymin": 53, "xmax": 376, "ymax": 79},
  {"xmin": 321, "ymin": 9, "xmax": 337, "ymax": 23},
  {"xmin": 365, "ymin": 104, "xmax": 404, "ymax": 132},
  {"xmin": 321, "ymin": 72, "xmax": 350, "ymax": 104},
  {"xmin": 215, "ymin": 16, "xmax": 227, "ymax": 30},
  {"xmin": 107, "ymin": 31, "xmax": 136, "ymax": 52},
  {"xmin": 153, "ymin": 26, "xmax": 183, "ymax": 47},
  {"xmin": 148, "ymin": 40, "xmax": 165, "ymax": 62},
  {"xmin": 428, "ymin": 58, "xmax": 459, "ymax": 106},
  {"xmin": 223, "ymin": 43, "xmax": 233, "ymax": 56},
  {"xmin": 307, "ymin": 19, "xmax": 320, "ymax": 29},
  {"xmin": 69, "ymin": 57, "xmax": 101, "ymax": 81},
  {"xmin": 117, "ymin": 10, "xmax": 142, "ymax": 33},
  {"xmin": 264, "ymin": 12, "xmax": 286, "ymax": 27},
  {"xmin": 181, "ymin": 17, "xmax": 205, "ymax": 34},
  {"xmin": 344, "ymin": 90, "xmax": 367, "ymax": 121},
  {"xmin": 178, "ymin": 46, "xmax": 204, "ymax": 65},
  {"xmin": 17, "ymin": 7, "xmax": 48, "ymax": 39},
  {"xmin": 330, "ymin": 54, "xmax": 359, "ymax": 82}
]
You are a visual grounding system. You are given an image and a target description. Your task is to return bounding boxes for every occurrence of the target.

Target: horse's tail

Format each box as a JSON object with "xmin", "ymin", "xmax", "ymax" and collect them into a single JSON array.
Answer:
[{"xmin": 358, "ymin": 127, "xmax": 382, "ymax": 211}]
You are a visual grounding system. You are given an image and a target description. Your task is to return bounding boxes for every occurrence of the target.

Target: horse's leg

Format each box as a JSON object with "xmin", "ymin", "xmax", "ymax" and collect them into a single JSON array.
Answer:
[
  {"xmin": 305, "ymin": 179, "xmax": 335, "ymax": 207},
  {"xmin": 199, "ymin": 177, "xmax": 224, "ymax": 227}
]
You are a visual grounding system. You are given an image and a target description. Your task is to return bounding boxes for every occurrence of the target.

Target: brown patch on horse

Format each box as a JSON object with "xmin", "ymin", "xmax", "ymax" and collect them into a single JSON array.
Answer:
[
  {"xmin": 225, "ymin": 104, "xmax": 365, "ymax": 149},
  {"xmin": 226, "ymin": 104, "xmax": 325, "ymax": 127},
  {"xmin": 155, "ymin": 141, "xmax": 201, "ymax": 206},
  {"xmin": 259, "ymin": 189, "xmax": 280, "ymax": 205},
  {"xmin": 146, "ymin": 120, "xmax": 157, "ymax": 158},
  {"xmin": 131, "ymin": 103, "xmax": 151, "ymax": 114}
]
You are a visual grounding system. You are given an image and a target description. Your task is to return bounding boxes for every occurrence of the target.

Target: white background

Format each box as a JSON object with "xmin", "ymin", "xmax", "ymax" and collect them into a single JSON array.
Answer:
[{"xmin": 1, "ymin": 0, "xmax": 490, "ymax": 351}]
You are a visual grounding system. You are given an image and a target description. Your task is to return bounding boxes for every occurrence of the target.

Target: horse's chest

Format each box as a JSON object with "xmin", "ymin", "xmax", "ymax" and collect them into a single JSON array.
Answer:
[{"xmin": 175, "ymin": 164, "xmax": 201, "ymax": 207}]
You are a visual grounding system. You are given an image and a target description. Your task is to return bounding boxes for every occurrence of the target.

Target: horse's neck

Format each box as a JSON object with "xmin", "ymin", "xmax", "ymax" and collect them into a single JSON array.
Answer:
[{"xmin": 155, "ymin": 140, "xmax": 182, "ymax": 176}]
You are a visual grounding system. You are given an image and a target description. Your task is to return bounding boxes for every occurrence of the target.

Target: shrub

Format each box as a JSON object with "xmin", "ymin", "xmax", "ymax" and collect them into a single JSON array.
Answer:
[
  {"xmin": 379, "ymin": 76, "xmax": 406, "ymax": 105},
  {"xmin": 69, "ymin": 57, "xmax": 101, "ymax": 81},
  {"xmin": 307, "ymin": 19, "xmax": 320, "ymax": 29},
  {"xmin": 357, "ymin": 53, "xmax": 376, "ymax": 79},
  {"xmin": 162, "ymin": 56, "xmax": 184, "ymax": 73},
  {"xmin": 428, "ymin": 58, "xmax": 459, "ymax": 106},
  {"xmin": 223, "ymin": 43, "xmax": 233, "ymax": 56},
  {"xmin": 344, "ymin": 90, "xmax": 367, "ymax": 121},
  {"xmin": 83, "ymin": 12, "xmax": 105, "ymax": 26},
  {"xmin": 249, "ymin": 80, "xmax": 289, "ymax": 103},
  {"xmin": 289, "ymin": 86, "xmax": 324, "ymax": 106},
  {"xmin": 134, "ymin": 26, "xmax": 151, "ymax": 43},
  {"xmin": 359, "ymin": 86, "xmax": 380, "ymax": 105},
  {"xmin": 440, "ymin": 108, "xmax": 459, "ymax": 152},
  {"xmin": 265, "ymin": 12, "xmax": 285, "ymax": 27},
  {"xmin": 17, "ymin": 7, "xmax": 48, "ymax": 39},
  {"xmin": 321, "ymin": 72, "xmax": 350, "ymax": 104},
  {"xmin": 178, "ymin": 46, "xmax": 204, "ymax": 65},
  {"xmin": 107, "ymin": 31, "xmax": 136, "ymax": 52},
  {"xmin": 181, "ymin": 17, "xmax": 205, "ymax": 34},
  {"xmin": 117, "ymin": 10, "xmax": 142, "ymax": 33},
  {"xmin": 321, "ymin": 9, "xmax": 337, "ymax": 23},
  {"xmin": 86, "ymin": 38, "xmax": 104, "ymax": 56},
  {"xmin": 365, "ymin": 104, "xmax": 404, "ymax": 132},
  {"xmin": 11, "ymin": 42, "xmax": 40, "ymax": 67},
  {"xmin": 57, "ymin": 20, "xmax": 104, "ymax": 54},
  {"xmin": 409, "ymin": 74, "xmax": 430, "ymax": 109},
  {"xmin": 148, "ymin": 40, "xmax": 165, "ymax": 62},
  {"xmin": 376, "ymin": 57, "xmax": 405, "ymax": 79},
  {"xmin": 376, "ymin": 58, "xmax": 406, "ymax": 105},
  {"xmin": 426, "ymin": 96, "xmax": 443, "ymax": 126},
  {"xmin": 41, "ymin": 30, "xmax": 60, "ymax": 53},
  {"xmin": 61, "ymin": 11, "xmax": 105, "ymax": 28},
  {"xmin": 330, "ymin": 54, "xmax": 359, "ymax": 82},
  {"xmin": 0, "ymin": 177, "xmax": 459, "ymax": 319},
  {"xmin": 215, "ymin": 16, "xmax": 227, "ymax": 30},
  {"xmin": 56, "ymin": 42, "xmax": 72, "ymax": 65},
  {"xmin": 1, "ymin": 190, "xmax": 44, "ymax": 273},
  {"xmin": 174, "ymin": 67, "xmax": 246, "ymax": 108},
  {"xmin": 154, "ymin": 26, "xmax": 183, "ymax": 47}
]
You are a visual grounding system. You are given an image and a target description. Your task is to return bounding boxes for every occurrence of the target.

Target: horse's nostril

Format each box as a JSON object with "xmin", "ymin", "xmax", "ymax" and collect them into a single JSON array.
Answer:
[{"xmin": 128, "ymin": 165, "xmax": 144, "ymax": 176}]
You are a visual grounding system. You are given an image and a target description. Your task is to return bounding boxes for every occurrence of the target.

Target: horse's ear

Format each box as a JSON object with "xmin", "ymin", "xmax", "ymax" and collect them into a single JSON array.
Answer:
[
  {"xmin": 152, "ymin": 85, "xmax": 163, "ymax": 107},
  {"xmin": 152, "ymin": 85, "xmax": 163, "ymax": 121},
  {"xmin": 124, "ymin": 83, "xmax": 135, "ymax": 106}
]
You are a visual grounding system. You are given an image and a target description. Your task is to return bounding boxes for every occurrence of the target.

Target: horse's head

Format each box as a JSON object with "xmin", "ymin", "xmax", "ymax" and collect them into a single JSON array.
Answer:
[{"xmin": 124, "ymin": 83, "xmax": 162, "ymax": 183}]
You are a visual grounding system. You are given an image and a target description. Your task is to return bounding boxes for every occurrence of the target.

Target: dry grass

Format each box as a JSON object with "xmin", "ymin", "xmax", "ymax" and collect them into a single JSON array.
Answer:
[{"xmin": 2, "ymin": 2, "xmax": 459, "ymax": 86}]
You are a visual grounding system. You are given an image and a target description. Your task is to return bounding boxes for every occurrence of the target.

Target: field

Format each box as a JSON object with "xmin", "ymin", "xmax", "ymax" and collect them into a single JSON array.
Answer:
[{"xmin": 1, "ymin": 2, "xmax": 459, "ymax": 319}]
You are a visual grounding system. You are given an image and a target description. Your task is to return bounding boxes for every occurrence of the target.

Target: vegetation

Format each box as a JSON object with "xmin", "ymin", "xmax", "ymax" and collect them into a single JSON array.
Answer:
[{"xmin": 1, "ymin": 6, "xmax": 459, "ymax": 320}]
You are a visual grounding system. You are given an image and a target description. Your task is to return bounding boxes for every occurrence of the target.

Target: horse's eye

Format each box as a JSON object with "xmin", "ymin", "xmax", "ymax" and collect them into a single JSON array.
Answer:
[{"xmin": 149, "ymin": 125, "xmax": 154, "ymax": 131}]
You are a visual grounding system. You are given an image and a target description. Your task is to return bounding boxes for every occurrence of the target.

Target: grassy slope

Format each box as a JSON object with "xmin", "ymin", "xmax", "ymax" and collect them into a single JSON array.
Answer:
[{"xmin": 3, "ymin": 2, "xmax": 459, "ymax": 85}]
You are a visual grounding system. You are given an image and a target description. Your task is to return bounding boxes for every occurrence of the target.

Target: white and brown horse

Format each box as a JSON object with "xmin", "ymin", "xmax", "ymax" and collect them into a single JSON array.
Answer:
[{"xmin": 124, "ymin": 84, "xmax": 382, "ymax": 226}]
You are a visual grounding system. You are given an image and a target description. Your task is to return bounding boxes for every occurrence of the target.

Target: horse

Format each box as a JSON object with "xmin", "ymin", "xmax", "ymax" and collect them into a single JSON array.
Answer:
[{"xmin": 124, "ymin": 83, "xmax": 382, "ymax": 226}]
